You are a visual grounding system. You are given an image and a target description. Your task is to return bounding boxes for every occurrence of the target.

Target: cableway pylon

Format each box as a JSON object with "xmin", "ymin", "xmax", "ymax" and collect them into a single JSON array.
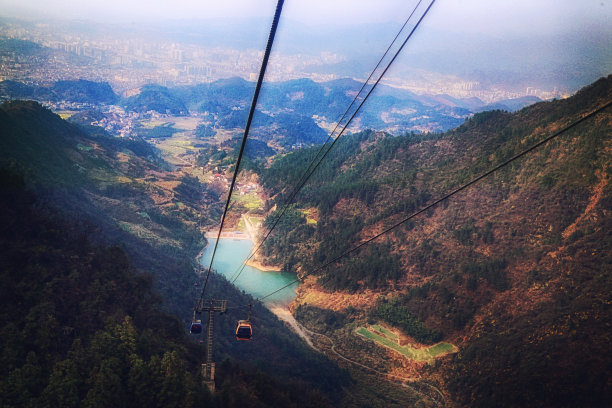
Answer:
[
  {"xmin": 194, "ymin": 298, "xmax": 227, "ymax": 392},
  {"xmin": 190, "ymin": 0, "xmax": 283, "ymax": 392}
]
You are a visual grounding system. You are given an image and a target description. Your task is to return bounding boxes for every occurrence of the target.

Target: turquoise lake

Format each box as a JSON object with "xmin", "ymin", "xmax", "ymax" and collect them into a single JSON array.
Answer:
[{"xmin": 198, "ymin": 238, "xmax": 299, "ymax": 305}]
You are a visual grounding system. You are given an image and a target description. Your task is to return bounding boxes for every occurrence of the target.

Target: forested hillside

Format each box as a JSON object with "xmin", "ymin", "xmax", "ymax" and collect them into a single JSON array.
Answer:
[
  {"xmin": 258, "ymin": 76, "xmax": 612, "ymax": 406},
  {"xmin": 0, "ymin": 100, "xmax": 208, "ymax": 312},
  {"xmin": 0, "ymin": 101, "xmax": 347, "ymax": 406},
  {"xmin": 0, "ymin": 169, "xmax": 337, "ymax": 407},
  {"xmin": 145, "ymin": 77, "xmax": 472, "ymax": 134},
  {"xmin": 0, "ymin": 79, "xmax": 118, "ymax": 105}
]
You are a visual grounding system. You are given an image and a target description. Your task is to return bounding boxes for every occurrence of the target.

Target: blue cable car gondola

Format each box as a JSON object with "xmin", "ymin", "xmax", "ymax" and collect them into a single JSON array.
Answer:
[{"xmin": 190, "ymin": 320, "xmax": 202, "ymax": 334}]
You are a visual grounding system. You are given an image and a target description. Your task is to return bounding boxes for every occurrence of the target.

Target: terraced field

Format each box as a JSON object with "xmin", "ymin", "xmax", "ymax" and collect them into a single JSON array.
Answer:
[
  {"xmin": 356, "ymin": 324, "xmax": 457, "ymax": 363},
  {"xmin": 234, "ymin": 191, "xmax": 264, "ymax": 211}
]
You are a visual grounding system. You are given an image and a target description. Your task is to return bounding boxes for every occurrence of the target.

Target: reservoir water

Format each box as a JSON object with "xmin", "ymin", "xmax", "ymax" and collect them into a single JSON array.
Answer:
[{"xmin": 198, "ymin": 238, "xmax": 299, "ymax": 305}]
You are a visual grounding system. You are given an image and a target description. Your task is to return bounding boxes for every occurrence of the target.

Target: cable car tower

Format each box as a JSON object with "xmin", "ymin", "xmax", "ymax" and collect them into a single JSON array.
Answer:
[
  {"xmin": 190, "ymin": 0, "xmax": 283, "ymax": 393},
  {"xmin": 194, "ymin": 298, "xmax": 227, "ymax": 392}
]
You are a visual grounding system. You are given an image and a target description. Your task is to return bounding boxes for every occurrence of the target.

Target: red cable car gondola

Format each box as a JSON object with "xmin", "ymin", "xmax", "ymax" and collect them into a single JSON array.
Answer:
[
  {"xmin": 235, "ymin": 304, "xmax": 253, "ymax": 340},
  {"xmin": 235, "ymin": 320, "xmax": 252, "ymax": 340}
]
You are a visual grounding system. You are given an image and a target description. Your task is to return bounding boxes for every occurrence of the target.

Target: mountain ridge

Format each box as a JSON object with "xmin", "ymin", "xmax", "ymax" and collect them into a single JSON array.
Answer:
[{"xmin": 257, "ymin": 75, "xmax": 612, "ymax": 406}]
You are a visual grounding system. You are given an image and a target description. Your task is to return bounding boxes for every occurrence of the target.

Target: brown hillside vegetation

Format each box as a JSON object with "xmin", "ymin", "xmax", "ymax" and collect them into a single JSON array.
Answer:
[{"xmin": 261, "ymin": 76, "xmax": 612, "ymax": 407}]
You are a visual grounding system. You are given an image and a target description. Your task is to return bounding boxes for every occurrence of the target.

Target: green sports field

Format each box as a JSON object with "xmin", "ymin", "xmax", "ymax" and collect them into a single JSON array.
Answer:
[{"xmin": 356, "ymin": 325, "xmax": 457, "ymax": 362}]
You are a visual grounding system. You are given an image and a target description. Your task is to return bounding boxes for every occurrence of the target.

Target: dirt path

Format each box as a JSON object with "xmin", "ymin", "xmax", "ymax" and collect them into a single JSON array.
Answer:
[
  {"xmin": 562, "ymin": 167, "xmax": 607, "ymax": 240},
  {"xmin": 267, "ymin": 305, "xmax": 317, "ymax": 349},
  {"xmin": 242, "ymin": 214, "xmax": 258, "ymax": 241},
  {"xmin": 268, "ymin": 305, "xmax": 447, "ymax": 406},
  {"xmin": 303, "ymin": 325, "xmax": 446, "ymax": 406}
]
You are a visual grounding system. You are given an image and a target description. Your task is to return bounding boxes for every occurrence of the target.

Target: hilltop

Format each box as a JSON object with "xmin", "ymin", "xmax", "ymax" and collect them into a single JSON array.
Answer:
[
  {"xmin": 1, "ymin": 76, "xmax": 538, "ymax": 154},
  {"xmin": 257, "ymin": 76, "xmax": 612, "ymax": 406}
]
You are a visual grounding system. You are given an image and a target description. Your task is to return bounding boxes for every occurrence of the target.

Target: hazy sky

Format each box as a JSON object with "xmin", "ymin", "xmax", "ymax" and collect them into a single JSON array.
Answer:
[
  {"xmin": 1, "ymin": 0, "xmax": 610, "ymax": 91},
  {"xmin": 1, "ymin": 0, "xmax": 610, "ymax": 37}
]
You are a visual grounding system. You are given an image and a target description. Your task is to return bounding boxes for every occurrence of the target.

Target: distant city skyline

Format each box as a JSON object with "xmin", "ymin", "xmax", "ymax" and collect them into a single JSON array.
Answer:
[
  {"xmin": 1, "ymin": 0, "xmax": 610, "ymax": 37},
  {"xmin": 0, "ymin": 0, "xmax": 610, "ymax": 99}
]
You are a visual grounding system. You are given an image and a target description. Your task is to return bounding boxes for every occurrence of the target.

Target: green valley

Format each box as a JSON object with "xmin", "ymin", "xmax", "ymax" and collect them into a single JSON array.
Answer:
[
  {"xmin": 0, "ymin": 8, "xmax": 610, "ymax": 405},
  {"xmin": 0, "ymin": 101, "xmax": 350, "ymax": 408}
]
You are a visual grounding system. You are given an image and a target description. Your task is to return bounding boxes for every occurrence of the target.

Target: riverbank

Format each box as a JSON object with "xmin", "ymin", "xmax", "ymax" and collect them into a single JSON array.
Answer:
[
  {"xmin": 267, "ymin": 304, "xmax": 315, "ymax": 349},
  {"xmin": 245, "ymin": 258, "xmax": 282, "ymax": 272},
  {"xmin": 197, "ymin": 236, "xmax": 299, "ymax": 304},
  {"xmin": 204, "ymin": 230, "xmax": 250, "ymax": 240}
]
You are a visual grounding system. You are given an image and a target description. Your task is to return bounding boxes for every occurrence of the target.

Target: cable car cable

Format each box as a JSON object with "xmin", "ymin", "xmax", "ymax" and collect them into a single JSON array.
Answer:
[
  {"xmin": 257, "ymin": 99, "xmax": 612, "ymax": 301},
  {"xmin": 228, "ymin": 0, "xmax": 425, "ymax": 284},
  {"xmin": 229, "ymin": 0, "xmax": 433, "ymax": 285},
  {"xmin": 196, "ymin": 0, "xmax": 285, "ymax": 306}
]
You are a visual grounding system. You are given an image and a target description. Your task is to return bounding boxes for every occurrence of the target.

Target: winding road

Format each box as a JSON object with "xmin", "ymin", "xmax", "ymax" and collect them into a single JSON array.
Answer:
[{"xmin": 272, "ymin": 309, "xmax": 447, "ymax": 407}]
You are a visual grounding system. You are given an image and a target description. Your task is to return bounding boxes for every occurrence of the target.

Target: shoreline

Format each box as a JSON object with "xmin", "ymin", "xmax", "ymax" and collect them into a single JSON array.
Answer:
[
  {"xmin": 197, "ymin": 237, "xmax": 309, "ymax": 347},
  {"xmin": 267, "ymin": 304, "xmax": 315, "ymax": 349},
  {"xmin": 204, "ymin": 231, "xmax": 250, "ymax": 240},
  {"xmin": 245, "ymin": 258, "xmax": 282, "ymax": 272},
  {"xmin": 199, "ymin": 234, "xmax": 284, "ymax": 273},
  {"xmin": 203, "ymin": 230, "xmax": 283, "ymax": 272}
]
